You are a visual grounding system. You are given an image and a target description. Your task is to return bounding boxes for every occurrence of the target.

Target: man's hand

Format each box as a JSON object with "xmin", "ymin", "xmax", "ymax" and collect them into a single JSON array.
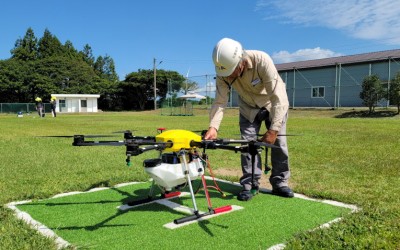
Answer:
[
  {"xmin": 204, "ymin": 127, "xmax": 218, "ymax": 140},
  {"xmin": 260, "ymin": 130, "xmax": 278, "ymax": 145}
]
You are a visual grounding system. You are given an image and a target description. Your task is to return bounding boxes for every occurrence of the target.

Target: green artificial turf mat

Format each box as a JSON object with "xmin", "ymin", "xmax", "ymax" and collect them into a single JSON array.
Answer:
[{"xmin": 14, "ymin": 180, "xmax": 352, "ymax": 249}]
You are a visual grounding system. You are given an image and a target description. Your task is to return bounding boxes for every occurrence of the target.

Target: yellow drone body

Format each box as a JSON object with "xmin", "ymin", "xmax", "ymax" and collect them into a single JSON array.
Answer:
[{"xmin": 155, "ymin": 129, "xmax": 201, "ymax": 152}]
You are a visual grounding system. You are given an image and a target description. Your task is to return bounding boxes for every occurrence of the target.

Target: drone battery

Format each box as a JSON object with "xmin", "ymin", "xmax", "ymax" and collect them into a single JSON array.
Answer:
[{"xmin": 143, "ymin": 158, "xmax": 162, "ymax": 168}]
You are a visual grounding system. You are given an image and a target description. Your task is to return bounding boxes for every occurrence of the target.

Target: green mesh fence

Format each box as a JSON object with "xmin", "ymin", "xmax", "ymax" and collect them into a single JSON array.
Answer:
[
  {"xmin": 160, "ymin": 99, "xmax": 193, "ymax": 116},
  {"xmin": 0, "ymin": 103, "xmax": 52, "ymax": 114}
]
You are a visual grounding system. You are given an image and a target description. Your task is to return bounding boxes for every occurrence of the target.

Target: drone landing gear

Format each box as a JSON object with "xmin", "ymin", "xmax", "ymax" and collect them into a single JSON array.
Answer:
[
  {"xmin": 174, "ymin": 174, "xmax": 232, "ymax": 224},
  {"xmin": 173, "ymin": 153, "xmax": 232, "ymax": 224}
]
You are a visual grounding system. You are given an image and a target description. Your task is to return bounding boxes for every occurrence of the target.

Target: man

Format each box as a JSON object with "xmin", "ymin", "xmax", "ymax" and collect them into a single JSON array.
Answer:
[
  {"xmin": 204, "ymin": 38, "xmax": 293, "ymax": 201},
  {"xmin": 35, "ymin": 97, "xmax": 43, "ymax": 118},
  {"xmin": 50, "ymin": 96, "xmax": 57, "ymax": 117}
]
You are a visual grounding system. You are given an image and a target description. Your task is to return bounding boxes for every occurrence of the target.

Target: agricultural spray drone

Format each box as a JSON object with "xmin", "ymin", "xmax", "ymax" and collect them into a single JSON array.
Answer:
[{"xmin": 57, "ymin": 129, "xmax": 278, "ymax": 224}]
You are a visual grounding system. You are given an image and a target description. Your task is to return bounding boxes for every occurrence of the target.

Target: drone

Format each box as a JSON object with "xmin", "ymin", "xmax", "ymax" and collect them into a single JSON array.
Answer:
[{"xmin": 52, "ymin": 128, "xmax": 278, "ymax": 224}]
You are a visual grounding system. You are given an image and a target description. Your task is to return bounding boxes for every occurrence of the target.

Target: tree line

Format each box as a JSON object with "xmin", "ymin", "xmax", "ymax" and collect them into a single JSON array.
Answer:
[
  {"xmin": 0, "ymin": 28, "xmax": 197, "ymax": 110},
  {"xmin": 360, "ymin": 74, "xmax": 400, "ymax": 114}
]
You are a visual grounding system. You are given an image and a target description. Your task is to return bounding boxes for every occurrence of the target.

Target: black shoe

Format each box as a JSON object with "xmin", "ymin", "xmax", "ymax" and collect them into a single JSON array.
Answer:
[
  {"xmin": 237, "ymin": 190, "xmax": 253, "ymax": 201},
  {"xmin": 272, "ymin": 186, "xmax": 294, "ymax": 198}
]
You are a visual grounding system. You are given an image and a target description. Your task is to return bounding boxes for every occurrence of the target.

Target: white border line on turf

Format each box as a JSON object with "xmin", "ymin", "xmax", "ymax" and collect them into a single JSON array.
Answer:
[
  {"xmin": 6, "ymin": 178, "xmax": 360, "ymax": 250},
  {"xmin": 5, "ymin": 181, "xmax": 142, "ymax": 249},
  {"xmin": 6, "ymin": 201, "xmax": 70, "ymax": 249}
]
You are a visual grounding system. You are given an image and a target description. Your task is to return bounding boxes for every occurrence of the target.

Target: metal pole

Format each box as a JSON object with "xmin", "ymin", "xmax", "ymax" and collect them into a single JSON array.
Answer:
[
  {"xmin": 338, "ymin": 64, "xmax": 342, "ymax": 108},
  {"xmin": 292, "ymin": 68, "xmax": 296, "ymax": 109},
  {"xmin": 153, "ymin": 58, "xmax": 157, "ymax": 110},
  {"xmin": 387, "ymin": 57, "xmax": 391, "ymax": 107},
  {"xmin": 334, "ymin": 64, "xmax": 338, "ymax": 109}
]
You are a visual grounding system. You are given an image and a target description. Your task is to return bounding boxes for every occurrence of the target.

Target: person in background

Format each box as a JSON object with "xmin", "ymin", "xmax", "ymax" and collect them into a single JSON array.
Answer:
[
  {"xmin": 204, "ymin": 38, "xmax": 293, "ymax": 201},
  {"xmin": 50, "ymin": 96, "xmax": 57, "ymax": 117},
  {"xmin": 35, "ymin": 97, "xmax": 43, "ymax": 118}
]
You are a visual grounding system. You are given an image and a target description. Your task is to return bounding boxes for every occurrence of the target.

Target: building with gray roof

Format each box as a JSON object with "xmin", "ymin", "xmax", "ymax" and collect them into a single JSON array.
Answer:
[{"xmin": 276, "ymin": 49, "xmax": 400, "ymax": 108}]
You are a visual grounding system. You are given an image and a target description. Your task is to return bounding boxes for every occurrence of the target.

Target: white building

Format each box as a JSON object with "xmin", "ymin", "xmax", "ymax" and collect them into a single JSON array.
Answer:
[{"xmin": 51, "ymin": 94, "xmax": 100, "ymax": 113}]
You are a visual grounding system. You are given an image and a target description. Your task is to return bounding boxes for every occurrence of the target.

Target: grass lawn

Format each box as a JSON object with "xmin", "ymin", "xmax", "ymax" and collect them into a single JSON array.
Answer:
[{"xmin": 0, "ymin": 108, "xmax": 399, "ymax": 249}]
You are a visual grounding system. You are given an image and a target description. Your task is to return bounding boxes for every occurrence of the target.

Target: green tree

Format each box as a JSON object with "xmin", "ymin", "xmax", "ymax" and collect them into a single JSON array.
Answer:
[
  {"xmin": 359, "ymin": 74, "xmax": 384, "ymax": 114},
  {"xmin": 389, "ymin": 72, "xmax": 400, "ymax": 114},
  {"xmin": 120, "ymin": 69, "xmax": 185, "ymax": 110},
  {"xmin": 1, "ymin": 28, "xmax": 120, "ymax": 108},
  {"xmin": 63, "ymin": 40, "xmax": 80, "ymax": 59},
  {"xmin": 80, "ymin": 44, "xmax": 95, "ymax": 67},
  {"xmin": 37, "ymin": 29, "xmax": 64, "ymax": 59},
  {"xmin": 10, "ymin": 27, "xmax": 38, "ymax": 61},
  {"xmin": 0, "ymin": 59, "xmax": 28, "ymax": 102},
  {"xmin": 94, "ymin": 55, "xmax": 118, "ymax": 82}
]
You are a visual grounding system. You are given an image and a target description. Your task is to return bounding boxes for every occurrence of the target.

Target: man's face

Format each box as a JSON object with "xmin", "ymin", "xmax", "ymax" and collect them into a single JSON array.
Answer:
[{"xmin": 226, "ymin": 60, "xmax": 243, "ymax": 82}]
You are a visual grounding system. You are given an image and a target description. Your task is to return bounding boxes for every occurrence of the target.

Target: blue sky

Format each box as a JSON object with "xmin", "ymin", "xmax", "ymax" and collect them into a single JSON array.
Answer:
[{"xmin": 1, "ymin": 0, "xmax": 400, "ymax": 92}]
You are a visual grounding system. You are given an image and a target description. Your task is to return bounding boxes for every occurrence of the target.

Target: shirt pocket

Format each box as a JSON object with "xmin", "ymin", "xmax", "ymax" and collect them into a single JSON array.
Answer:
[{"xmin": 251, "ymin": 78, "xmax": 267, "ymax": 95}]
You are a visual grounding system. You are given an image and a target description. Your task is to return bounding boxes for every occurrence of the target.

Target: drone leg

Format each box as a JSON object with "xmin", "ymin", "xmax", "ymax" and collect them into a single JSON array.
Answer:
[
  {"xmin": 180, "ymin": 152, "xmax": 199, "ymax": 214},
  {"xmin": 174, "ymin": 157, "xmax": 233, "ymax": 225}
]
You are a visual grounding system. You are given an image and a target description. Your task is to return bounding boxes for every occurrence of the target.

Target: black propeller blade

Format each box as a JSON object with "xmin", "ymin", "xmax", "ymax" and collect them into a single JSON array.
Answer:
[
  {"xmin": 254, "ymin": 141, "xmax": 279, "ymax": 149},
  {"xmin": 37, "ymin": 135, "xmax": 116, "ymax": 138},
  {"xmin": 112, "ymin": 130, "xmax": 137, "ymax": 133},
  {"xmin": 240, "ymin": 133, "xmax": 303, "ymax": 137}
]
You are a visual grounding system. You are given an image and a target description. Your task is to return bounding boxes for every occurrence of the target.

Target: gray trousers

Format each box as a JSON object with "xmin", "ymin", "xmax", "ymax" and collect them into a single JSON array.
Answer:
[{"xmin": 239, "ymin": 109, "xmax": 290, "ymax": 190}]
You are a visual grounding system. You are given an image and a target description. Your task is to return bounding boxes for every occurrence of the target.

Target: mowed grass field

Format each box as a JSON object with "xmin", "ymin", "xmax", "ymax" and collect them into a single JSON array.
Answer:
[{"xmin": 0, "ymin": 108, "xmax": 399, "ymax": 249}]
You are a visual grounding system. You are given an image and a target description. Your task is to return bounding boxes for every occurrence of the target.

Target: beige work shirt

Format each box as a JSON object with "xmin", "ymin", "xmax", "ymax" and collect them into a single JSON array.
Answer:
[{"xmin": 209, "ymin": 50, "xmax": 289, "ymax": 132}]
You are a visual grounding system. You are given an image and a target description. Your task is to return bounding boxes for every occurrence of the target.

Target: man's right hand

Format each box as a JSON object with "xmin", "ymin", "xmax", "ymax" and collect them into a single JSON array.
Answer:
[{"xmin": 204, "ymin": 127, "xmax": 218, "ymax": 140}]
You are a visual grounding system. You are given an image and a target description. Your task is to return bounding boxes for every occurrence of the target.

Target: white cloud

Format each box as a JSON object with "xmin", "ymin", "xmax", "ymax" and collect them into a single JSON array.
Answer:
[
  {"xmin": 272, "ymin": 47, "xmax": 343, "ymax": 63},
  {"xmin": 256, "ymin": 0, "xmax": 400, "ymax": 45}
]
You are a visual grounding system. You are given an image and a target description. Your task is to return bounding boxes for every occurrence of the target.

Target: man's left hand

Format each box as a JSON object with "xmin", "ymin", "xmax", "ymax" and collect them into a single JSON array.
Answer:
[{"xmin": 260, "ymin": 130, "xmax": 278, "ymax": 145}]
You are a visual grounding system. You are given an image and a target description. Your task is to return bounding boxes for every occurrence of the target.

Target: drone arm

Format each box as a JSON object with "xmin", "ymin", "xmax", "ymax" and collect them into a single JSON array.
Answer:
[
  {"xmin": 190, "ymin": 140, "xmax": 249, "ymax": 153},
  {"xmin": 138, "ymin": 144, "xmax": 164, "ymax": 153},
  {"xmin": 213, "ymin": 144, "xmax": 245, "ymax": 153}
]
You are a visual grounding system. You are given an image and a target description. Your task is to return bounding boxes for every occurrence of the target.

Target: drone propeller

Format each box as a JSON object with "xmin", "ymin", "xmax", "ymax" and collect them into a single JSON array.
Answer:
[
  {"xmin": 190, "ymin": 138, "xmax": 279, "ymax": 149},
  {"xmin": 240, "ymin": 133, "xmax": 303, "ymax": 137},
  {"xmin": 37, "ymin": 134, "xmax": 116, "ymax": 138},
  {"xmin": 254, "ymin": 141, "xmax": 279, "ymax": 148},
  {"xmin": 112, "ymin": 130, "xmax": 137, "ymax": 133}
]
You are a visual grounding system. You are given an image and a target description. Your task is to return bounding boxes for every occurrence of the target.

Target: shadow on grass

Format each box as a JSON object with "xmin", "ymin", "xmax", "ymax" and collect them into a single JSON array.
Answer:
[
  {"xmin": 335, "ymin": 110, "xmax": 399, "ymax": 118},
  {"xmin": 19, "ymin": 180, "xmax": 240, "ymax": 233}
]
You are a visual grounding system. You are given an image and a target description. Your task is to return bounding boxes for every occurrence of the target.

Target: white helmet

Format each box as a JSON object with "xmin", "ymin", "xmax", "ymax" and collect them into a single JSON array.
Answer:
[{"xmin": 212, "ymin": 38, "xmax": 243, "ymax": 77}]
